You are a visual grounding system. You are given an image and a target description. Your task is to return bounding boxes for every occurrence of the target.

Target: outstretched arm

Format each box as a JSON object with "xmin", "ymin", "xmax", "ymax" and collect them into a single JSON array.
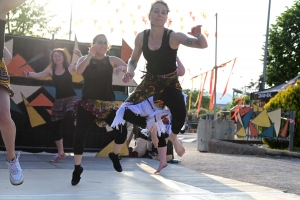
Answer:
[
  {"xmin": 122, "ymin": 32, "xmax": 143, "ymax": 83},
  {"xmin": 0, "ymin": 0, "xmax": 27, "ymax": 19},
  {"xmin": 22, "ymin": 68, "xmax": 52, "ymax": 79}
]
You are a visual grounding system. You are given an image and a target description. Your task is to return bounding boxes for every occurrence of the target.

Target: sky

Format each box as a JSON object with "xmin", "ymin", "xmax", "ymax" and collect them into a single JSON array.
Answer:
[{"xmin": 42, "ymin": 0, "xmax": 295, "ymax": 103}]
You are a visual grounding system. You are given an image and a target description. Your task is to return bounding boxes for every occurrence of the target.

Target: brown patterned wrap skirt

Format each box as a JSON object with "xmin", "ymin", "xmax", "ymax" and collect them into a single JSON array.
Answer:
[
  {"xmin": 0, "ymin": 59, "xmax": 14, "ymax": 97},
  {"xmin": 51, "ymin": 96, "xmax": 78, "ymax": 122}
]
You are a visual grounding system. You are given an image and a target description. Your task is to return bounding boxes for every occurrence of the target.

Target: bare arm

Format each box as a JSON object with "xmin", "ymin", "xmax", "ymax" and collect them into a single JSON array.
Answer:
[
  {"xmin": 68, "ymin": 64, "xmax": 76, "ymax": 74},
  {"xmin": 23, "ymin": 68, "xmax": 52, "ymax": 79},
  {"xmin": 3, "ymin": 46, "xmax": 12, "ymax": 65},
  {"xmin": 0, "ymin": 0, "xmax": 27, "ymax": 19},
  {"xmin": 109, "ymin": 56, "xmax": 127, "ymax": 73},
  {"xmin": 76, "ymin": 44, "xmax": 98, "ymax": 75},
  {"xmin": 176, "ymin": 56, "xmax": 185, "ymax": 76},
  {"xmin": 122, "ymin": 32, "xmax": 143, "ymax": 83}
]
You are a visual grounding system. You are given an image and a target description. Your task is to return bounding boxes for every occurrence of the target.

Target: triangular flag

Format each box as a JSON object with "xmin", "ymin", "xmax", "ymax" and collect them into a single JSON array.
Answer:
[
  {"xmin": 252, "ymin": 110, "xmax": 271, "ymax": 127},
  {"xmin": 71, "ymin": 36, "xmax": 83, "ymax": 83},
  {"xmin": 71, "ymin": 35, "xmax": 80, "ymax": 64},
  {"xmin": 46, "ymin": 109, "xmax": 52, "ymax": 115},
  {"xmin": 267, "ymin": 108, "xmax": 281, "ymax": 137},
  {"xmin": 5, "ymin": 39, "xmax": 13, "ymax": 56},
  {"xmin": 239, "ymin": 106, "xmax": 252, "ymax": 117},
  {"xmin": 242, "ymin": 109, "xmax": 253, "ymax": 128},
  {"xmin": 252, "ymin": 104, "xmax": 264, "ymax": 112},
  {"xmin": 121, "ymin": 39, "xmax": 133, "ymax": 63},
  {"xmin": 259, "ymin": 124, "xmax": 274, "ymax": 137},
  {"xmin": 27, "ymin": 93, "xmax": 53, "ymax": 107},
  {"xmin": 96, "ymin": 140, "xmax": 128, "ymax": 157},
  {"xmin": 280, "ymin": 120, "xmax": 289, "ymax": 137},
  {"xmin": 236, "ymin": 127, "xmax": 246, "ymax": 137},
  {"xmin": 22, "ymin": 94, "xmax": 46, "ymax": 127},
  {"xmin": 249, "ymin": 122, "xmax": 258, "ymax": 137},
  {"xmin": 237, "ymin": 112, "xmax": 243, "ymax": 127}
]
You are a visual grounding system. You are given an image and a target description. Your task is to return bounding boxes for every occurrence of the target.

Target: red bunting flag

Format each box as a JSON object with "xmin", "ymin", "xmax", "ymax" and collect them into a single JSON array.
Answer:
[
  {"xmin": 220, "ymin": 58, "xmax": 237, "ymax": 100},
  {"xmin": 197, "ymin": 72, "xmax": 208, "ymax": 117},
  {"xmin": 209, "ymin": 69, "xmax": 214, "ymax": 94}
]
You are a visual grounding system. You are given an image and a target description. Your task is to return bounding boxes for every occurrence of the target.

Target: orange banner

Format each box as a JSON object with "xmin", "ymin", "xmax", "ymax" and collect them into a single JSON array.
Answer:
[
  {"xmin": 197, "ymin": 72, "xmax": 208, "ymax": 117},
  {"xmin": 209, "ymin": 69, "xmax": 214, "ymax": 94},
  {"xmin": 220, "ymin": 58, "xmax": 237, "ymax": 100}
]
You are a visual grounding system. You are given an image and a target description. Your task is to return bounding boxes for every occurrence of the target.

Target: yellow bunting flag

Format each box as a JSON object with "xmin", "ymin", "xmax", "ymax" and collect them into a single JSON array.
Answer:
[
  {"xmin": 251, "ymin": 110, "xmax": 271, "ymax": 127},
  {"xmin": 236, "ymin": 127, "xmax": 246, "ymax": 137},
  {"xmin": 252, "ymin": 104, "xmax": 264, "ymax": 112}
]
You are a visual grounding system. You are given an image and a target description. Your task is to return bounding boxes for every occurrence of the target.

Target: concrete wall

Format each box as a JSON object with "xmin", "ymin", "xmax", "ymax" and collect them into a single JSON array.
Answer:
[{"xmin": 197, "ymin": 119, "xmax": 236, "ymax": 152}]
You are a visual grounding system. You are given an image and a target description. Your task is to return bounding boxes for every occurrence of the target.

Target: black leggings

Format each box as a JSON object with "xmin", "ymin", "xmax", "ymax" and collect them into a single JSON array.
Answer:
[
  {"xmin": 51, "ymin": 111, "xmax": 75, "ymax": 141},
  {"xmin": 158, "ymin": 133, "xmax": 169, "ymax": 147},
  {"xmin": 73, "ymin": 105, "xmax": 144, "ymax": 155}
]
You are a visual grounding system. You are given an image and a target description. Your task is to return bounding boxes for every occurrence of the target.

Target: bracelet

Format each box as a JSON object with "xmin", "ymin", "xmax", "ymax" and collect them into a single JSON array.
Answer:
[
  {"xmin": 79, "ymin": 53, "xmax": 83, "ymax": 57},
  {"xmin": 195, "ymin": 34, "xmax": 203, "ymax": 39},
  {"xmin": 86, "ymin": 54, "xmax": 92, "ymax": 59}
]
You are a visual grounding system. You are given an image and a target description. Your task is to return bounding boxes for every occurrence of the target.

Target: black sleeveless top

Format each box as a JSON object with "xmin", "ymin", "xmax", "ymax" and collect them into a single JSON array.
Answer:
[
  {"xmin": 142, "ymin": 28, "xmax": 178, "ymax": 75},
  {"xmin": 81, "ymin": 56, "xmax": 115, "ymax": 101},
  {"xmin": 52, "ymin": 68, "xmax": 76, "ymax": 99},
  {"xmin": 0, "ymin": 20, "xmax": 5, "ymax": 59}
]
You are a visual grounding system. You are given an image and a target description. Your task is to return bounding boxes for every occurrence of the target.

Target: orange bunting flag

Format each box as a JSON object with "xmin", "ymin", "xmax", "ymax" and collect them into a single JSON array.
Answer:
[
  {"xmin": 249, "ymin": 122, "xmax": 259, "ymax": 137},
  {"xmin": 119, "ymin": 20, "xmax": 123, "ymax": 25},
  {"xmin": 110, "ymin": 28, "xmax": 114, "ymax": 33},
  {"xmin": 197, "ymin": 72, "xmax": 208, "ymax": 117},
  {"xmin": 192, "ymin": 16, "xmax": 195, "ymax": 21},
  {"xmin": 209, "ymin": 69, "xmax": 214, "ymax": 94},
  {"xmin": 121, "ymin": 39, "xmax": 133, "ymax": 63},
  {"xmin": 116, "ymin": 9, "xmax": 119, "ymax": 13},
  {"xmin": 280, "ymin": 120, "xmax": 289, "ymax": 137},
  {"xmin": 209, "ymin": 87, "xmax": 214, "ymax": 110},
  {"xmin": 93, "ymin": 20, "xmax": 97, "ymax": 25},
  {"xmin": 138, "ymin": 5, "xmax": 141, "ymax": 10},
  {"xmin": 134, "ymin": 31, "xmax": 137, "ymax": 36},
  {"xmin": 108, "ymin": 0, "xmax": 111, "ymax": 4},
  {"xmin": 189, "ymin": 11, "xmax": 193, "ymax": 16},
  {"xmin": 220, "ymin": 58, "xmax": 237, "ymax": 100}
]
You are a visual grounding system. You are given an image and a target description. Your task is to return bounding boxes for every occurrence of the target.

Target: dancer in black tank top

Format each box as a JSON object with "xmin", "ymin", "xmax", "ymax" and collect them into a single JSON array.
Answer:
[
  {"xmin": 0, "ymin": 0, "xmax": 27, "ymax": 186},
  {"xmin": 112, "ymin": 0, "xmax": 208, "ymax": 172},
  {"xmin": 23, "ymin": 48, "xmax": 78, "ymax": 162}
]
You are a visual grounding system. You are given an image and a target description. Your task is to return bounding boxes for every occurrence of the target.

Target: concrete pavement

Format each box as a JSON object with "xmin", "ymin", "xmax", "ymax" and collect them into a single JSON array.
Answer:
[{"xmin": 0, "ymin": 152, "xmax": 299, "ymax": 200}]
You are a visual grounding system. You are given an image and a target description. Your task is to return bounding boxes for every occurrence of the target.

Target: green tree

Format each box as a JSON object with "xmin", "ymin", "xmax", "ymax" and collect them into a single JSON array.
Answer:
[
  {"xmin": 265, "ymin": 1, "xmax": 300, "ymax": 86},
  {"xmin": 264, "ymin": 80, "xmax": 300, "ymax": 146},
  {"xmin": 182, "ymin": 89, "xmax": 210, "ymax": 110},
  {"xmin": 6, "ymin": 0, "xmax": 61, "ymax": 37}
]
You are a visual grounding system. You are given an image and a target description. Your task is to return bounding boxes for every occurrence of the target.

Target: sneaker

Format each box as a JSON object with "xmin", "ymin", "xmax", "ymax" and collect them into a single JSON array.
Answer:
[
  {"xmin": 71, "ymin": 166, "xmax": 83, "ymax": 186},
  {"xmin": 108, "ymin": 152, "xmax": 122, "ymax": 172},
  {"xmin": 6, "ymin": 152, "xmax": 24, "ymax": 186},
  {"xmin": 50, "ymin": 153, "xmax": 66, "ymax": 162}
]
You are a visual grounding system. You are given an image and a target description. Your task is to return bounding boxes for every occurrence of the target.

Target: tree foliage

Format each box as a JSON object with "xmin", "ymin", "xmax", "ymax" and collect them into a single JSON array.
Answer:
[
  {"xmin": 266, "ymin": 1, "xmax": 300, "ymax": 86},
  {"xmin": 6, "ymin": 0, "xmax": 61, "ymax": 37},
  {"xmin": 182, "ymin": 89, "xmax": 210, "ymax": 110},
  {"xmin": 264, "ymin": 80, "xmax": 300, "ymax": 146}
]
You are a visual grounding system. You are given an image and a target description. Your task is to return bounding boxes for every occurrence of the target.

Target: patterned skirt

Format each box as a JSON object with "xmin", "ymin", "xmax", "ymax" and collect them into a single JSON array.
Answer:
[
  {"xmin": 74, "ymin": 99, "xmax": 119, "ymax": 127},
  {"xmin": 0, "ymin": 59, "xmax": 14, "ymax": 97},
  {"xmin": 51, "ymin": 96, "xmax": 78, "ymax": 121}
]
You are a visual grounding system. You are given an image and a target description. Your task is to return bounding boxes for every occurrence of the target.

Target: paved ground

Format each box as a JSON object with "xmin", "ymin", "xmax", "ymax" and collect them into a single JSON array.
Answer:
[
  {"xmin": 177, "ymin": 133, "xmax": 300, "ymax": 196},
  {"xmin": 0, "ymin": 132, "xmax": 299, "ymax": 199}
]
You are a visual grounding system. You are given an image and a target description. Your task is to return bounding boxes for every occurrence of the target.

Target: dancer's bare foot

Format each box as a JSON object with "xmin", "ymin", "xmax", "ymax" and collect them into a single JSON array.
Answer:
[
  {"xmin": 154, "ymin": 162, "xmax": 168, "ymax": 174},
  {"xmin": 169, "ymin": 133, "xmax": 185, "ymax": 157},
  {"xmin": 150, "ymin": 127, "xmax": 159, "ymax": 148}
]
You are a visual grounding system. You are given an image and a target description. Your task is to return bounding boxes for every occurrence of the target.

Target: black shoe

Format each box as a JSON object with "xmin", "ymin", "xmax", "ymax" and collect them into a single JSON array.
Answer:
[
  {"xmin": 108, "ymin": 152, "xmax": 122, "ymax": 172},
  {"xmin": 71, "ymin": 166, "xmax": 83, "ymax": 186}
]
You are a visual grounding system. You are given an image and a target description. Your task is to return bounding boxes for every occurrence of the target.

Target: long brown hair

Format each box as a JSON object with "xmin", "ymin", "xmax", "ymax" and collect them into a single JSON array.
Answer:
[{"xmin": 50, "ymin": 48, "xmax": 69, "ymax": 70}]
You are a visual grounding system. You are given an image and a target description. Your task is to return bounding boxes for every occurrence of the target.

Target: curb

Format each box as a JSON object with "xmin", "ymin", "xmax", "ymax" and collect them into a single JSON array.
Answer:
[{"xmin": 208, "ymin": 139, "xmax": 300, "ymax": 158}]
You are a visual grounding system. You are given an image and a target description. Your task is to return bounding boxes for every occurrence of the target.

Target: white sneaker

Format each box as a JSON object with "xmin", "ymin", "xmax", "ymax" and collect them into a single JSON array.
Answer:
[{"xmin": 6, "ymin": 152, "xmax": 24, "ymax": 186}]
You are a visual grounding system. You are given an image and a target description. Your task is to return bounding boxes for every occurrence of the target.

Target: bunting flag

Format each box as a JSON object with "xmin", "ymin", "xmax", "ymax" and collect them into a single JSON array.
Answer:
[
  {"xmin": 71, "ymin": 35, "xmax": 80, "ymax": 65},
  {"xmin": 196, "ymin": 72, "xmax": 208, "ymax": 117},
  {"xmin": 252, "ymin": 110, "xmax": 271, "ymax": 127},
  {"xmin": 220, "ymin": 58, "xmax": 237, "ymax": 100},
  {"xmin": 188, "ymin": 79, "xmax": 194, "ymax": 112},
  {"xmin": 249, "ymin": 122, "xmax": 259, "ymax": 137},
  {"xmin": 252, "ymin": 104, "xmax": 264, "ymax": 112},
  {"xmin": 121, "ymin": 39, "xmax": 132, "ymax": 63},
  {"xmin": 22, "ymin": 94, "xmax": 46, "ymax": 128},
  {"xmin": 280, "ymin": 120, "xmax": 289, "ymax": 137},
  {"xmin": 241, "ymin": 109, "xmax": 253, "ymax": 128},
  {"xmin": 209, "ymin": 85, "xmax": 214, "ymax": 110},
  {"xmin": 239, "ymin": 106, "xmax": 252, "ymax": 117},
  {"xmin": 27, "ymin": 93, "xmax": 53, "ymax": 107},
  {"xmin": 236, "ymin": 127, "xmax": 246, "ymax": 137},
  {"xmin": 230, "ymin": 101, "xmax": 242, "ymax": 121},
  {"xmin": 259, "ymin": 124, "xmax": 274, "ymax": 137},
  {"xmin": 267, "ymin": 108, "xmax": 281, "ymax": 137},
  {"xmin": 237, "ymin": 112, "xmax": 243, "ymax": 127},
  {"xmin": 46, "ymin": 109, "xmax": 52, "ymax": 115},
  {"xmin": 209, "ymin": 69, "xmax": 214, "ymax": 94},
  {"xmin": 71, "ymin": 36, "xmax": 84, "ymax": 83}
]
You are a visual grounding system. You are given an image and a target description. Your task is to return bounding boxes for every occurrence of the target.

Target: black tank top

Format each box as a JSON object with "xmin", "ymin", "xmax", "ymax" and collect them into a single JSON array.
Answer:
[
  {"xmin": 82, "ymin": 56, "xmax": 115, "ymax": 101},
  {"xmin": 0, "ymin": 20, "xmax": 5, "ymax": 59},
  {"xmin": 142, "ymin": 28, "xmax": 178, "ymax": 75},
  {"xmin": 52, "ymin": 68, "xmax": 76, "ymax": 99}
]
